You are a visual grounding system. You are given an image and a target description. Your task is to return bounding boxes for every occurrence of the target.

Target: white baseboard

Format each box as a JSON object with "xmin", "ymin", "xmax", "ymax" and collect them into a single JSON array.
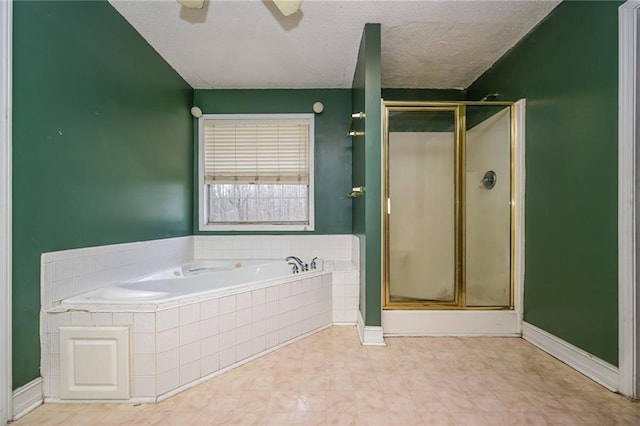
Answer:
[
  {"xmin": 357, "ymin": 311, "xmax": 386, "ymax": 346},
  {"xmin": 382, "ymin": 310, "xmax": 521, "ymax": 336},
  {"xmin": 522, "ymin": 322, "xmax": 619, "ymax": 392},
  {"xmin": 12, "ymin": 378, "xmax": 43, "ymax": 420}
]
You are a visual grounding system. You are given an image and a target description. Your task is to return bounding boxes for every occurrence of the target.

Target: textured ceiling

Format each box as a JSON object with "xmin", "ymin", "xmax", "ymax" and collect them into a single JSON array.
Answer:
[{"xmin": 109, "ymin": 0, "xmax": 560, "ymax": 89}]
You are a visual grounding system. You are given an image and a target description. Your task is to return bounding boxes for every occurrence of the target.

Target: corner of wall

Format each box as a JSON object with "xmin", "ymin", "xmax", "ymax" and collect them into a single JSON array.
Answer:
[
  {"xmin": 356, "ymin": 310, "xmax": 385, "ymax": 346},
  {"xmin": 0, "ymin": 0, "xmax": 11, "ymax": 421}
]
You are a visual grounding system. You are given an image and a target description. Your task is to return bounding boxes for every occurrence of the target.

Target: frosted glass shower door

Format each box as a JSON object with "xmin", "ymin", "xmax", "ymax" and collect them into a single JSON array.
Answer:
[
  {"xmin": 387, "ymin": 110, "xmax": 457, "ymax": 303},
  {"xmin": 465, "ymin": 106, "xmax": 512, "ymax": 306}
]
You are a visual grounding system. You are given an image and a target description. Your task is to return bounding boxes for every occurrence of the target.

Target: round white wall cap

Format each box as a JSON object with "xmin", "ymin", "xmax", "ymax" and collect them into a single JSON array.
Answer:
[
  {"xmin": 312, "ymin": 102, "xmax": 324, "ymax": 114},
  {"xmin": 191, "ymin": 106, "xmax": 203, "ymax": 118}
]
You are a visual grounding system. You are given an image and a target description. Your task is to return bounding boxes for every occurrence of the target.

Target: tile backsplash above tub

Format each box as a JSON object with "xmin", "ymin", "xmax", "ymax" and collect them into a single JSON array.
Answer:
[
  {"xmin": 193, "ymin": 235, "xmax": 353, "ymax": 262},
  {"xmin": 41, "ymin": 237, "xmax": 193, "ymax": 310}
]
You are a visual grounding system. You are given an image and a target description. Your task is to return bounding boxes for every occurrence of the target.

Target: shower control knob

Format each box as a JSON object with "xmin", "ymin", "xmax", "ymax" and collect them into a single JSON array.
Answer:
[{"xmin": 482, "ymin": 170, "xmax": 497, "ymax": 190}]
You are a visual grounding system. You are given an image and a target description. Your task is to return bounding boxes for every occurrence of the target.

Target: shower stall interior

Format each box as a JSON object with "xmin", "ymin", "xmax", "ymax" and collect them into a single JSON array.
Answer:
[{"xmin": 383, "ymin": 101, "xmax": 516, "ymax": 310}]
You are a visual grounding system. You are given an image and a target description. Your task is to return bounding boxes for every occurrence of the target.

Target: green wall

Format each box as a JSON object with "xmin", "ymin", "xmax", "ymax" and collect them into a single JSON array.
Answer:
[
  {"xmin": 193, "ymin": 89, "xmax": 352, "ymax": 234},
  {"xmin": 12, "ymin": 1, "xmax": 193, "ymax": 388},
  {"xmin": 352, "ymin": 24, "xmax": 382, "ymax": 326},
  {"xmin": 468, "ymin": 1, "xmax": 620, "ymax": 365}
]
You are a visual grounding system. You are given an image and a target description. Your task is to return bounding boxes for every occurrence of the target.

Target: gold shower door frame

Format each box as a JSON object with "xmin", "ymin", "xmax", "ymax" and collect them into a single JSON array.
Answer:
[{"xmin": 382, "ymin": 101, "xmax": 516, "ymax": 310}]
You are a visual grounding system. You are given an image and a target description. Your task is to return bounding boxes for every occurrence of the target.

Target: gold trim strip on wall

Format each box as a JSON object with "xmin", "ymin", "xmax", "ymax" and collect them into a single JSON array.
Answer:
[
  {"xmin": 509, "ymin": 104, "xmax": 517, "ymax": 309},
  {"xmin": 384, "ymin": 302, "xmax": 513, "ymax": 311},
  {"xmin": 383, "ymin": 101, "xmax": 514, "ymax": 108},
  {"xmin": 382, "ymin": 105, "xmax": 390, "ymax": 308},
  {"xmin": 457, "ymin": 104, "xmax": 466, "ymax": 308}
]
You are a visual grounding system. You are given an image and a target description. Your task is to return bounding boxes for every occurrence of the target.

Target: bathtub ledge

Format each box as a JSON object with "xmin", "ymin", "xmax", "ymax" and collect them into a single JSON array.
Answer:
[{"xmin": 58, "ymin": 269, "xmax": 330, "ymax": 313}]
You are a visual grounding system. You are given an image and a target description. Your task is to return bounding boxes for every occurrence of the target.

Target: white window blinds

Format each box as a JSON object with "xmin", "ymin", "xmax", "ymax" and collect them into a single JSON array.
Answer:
[{"xmin": 203, "ymin": 119, "xmax": 310, "ymax": 184}]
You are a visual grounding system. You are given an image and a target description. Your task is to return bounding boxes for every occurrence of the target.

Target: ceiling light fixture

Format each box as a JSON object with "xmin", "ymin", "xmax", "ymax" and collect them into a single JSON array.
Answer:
[
  {"xmin": 272, "ymin": 0, "xmax": 303, "ymax": 16},
  {"xmin": 176, "ymin": 0, "xmax": 302, "ymax": 16},
  {"xmin": 177, "ymin": 0, "xmax": 205, "ymax": 9}
]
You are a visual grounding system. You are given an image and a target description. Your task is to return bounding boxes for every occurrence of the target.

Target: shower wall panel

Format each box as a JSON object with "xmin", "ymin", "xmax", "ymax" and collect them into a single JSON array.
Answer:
[{"xmin": 465, "ymin": 108, "xmax": 511, "ymax": 306}]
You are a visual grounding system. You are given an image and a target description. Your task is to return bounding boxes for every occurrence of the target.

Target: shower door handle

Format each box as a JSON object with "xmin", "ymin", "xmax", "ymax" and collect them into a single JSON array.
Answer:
[{"xmin": 387, "ymin": 198, "xmax": 391, "ymax": 215}]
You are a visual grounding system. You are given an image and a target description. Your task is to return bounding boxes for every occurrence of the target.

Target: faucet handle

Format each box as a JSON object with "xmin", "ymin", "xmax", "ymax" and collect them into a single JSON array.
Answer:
[
  {"xmin": 288, "ymin": 262, "xmax": 299, "ymax": 274},
  {"xmin": 310, "ymin": 257, "xmax": 318, "ymax": 270}
]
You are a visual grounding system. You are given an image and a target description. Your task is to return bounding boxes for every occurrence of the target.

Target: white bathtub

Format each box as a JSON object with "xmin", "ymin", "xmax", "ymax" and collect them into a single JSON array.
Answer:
[
  {"xmin": 61, "ymin": 259, "xmax": 323, "ymax": 306},
  {"xmin": 46, "ymin": 257, "xmax": 333, "ymax": 402}
]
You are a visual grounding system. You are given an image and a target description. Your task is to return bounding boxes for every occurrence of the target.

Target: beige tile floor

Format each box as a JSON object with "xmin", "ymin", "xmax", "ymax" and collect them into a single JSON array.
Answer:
[{"xmin": 13, "ymin": 326, "xmax": 640, "ymax": 425}]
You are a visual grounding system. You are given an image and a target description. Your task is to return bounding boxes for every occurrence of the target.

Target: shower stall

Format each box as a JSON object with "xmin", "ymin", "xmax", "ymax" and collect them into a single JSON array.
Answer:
[{"xmin": 383, "ymin": 101, "xmax": 518, "ymax": 311}]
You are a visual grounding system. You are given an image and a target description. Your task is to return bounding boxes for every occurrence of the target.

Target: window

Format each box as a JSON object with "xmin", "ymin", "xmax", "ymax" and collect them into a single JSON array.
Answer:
[{"xmin": 198, "ymin": 114, "xmax": 314, "ymax": 231}]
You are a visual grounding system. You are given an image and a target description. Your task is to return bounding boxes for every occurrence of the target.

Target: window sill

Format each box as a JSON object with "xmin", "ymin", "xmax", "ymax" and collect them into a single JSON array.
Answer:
[{"xmin": 199, "ymin": 223, "xmax": 315, "ymax": 232}]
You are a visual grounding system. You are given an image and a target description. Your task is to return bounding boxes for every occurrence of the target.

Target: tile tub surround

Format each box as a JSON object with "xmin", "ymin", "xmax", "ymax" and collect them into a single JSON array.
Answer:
[
  {"xmin": 192, "ymin": 235, "xmax": 360, "ymax": 324},
  {"xmin": 41, "ymin": 272, "xmax": 333, "ymax": 402},
  {"xmin": 42, "ymin": 235, "xmax": 359, "ymax": 321},
  {"xmin": 41, "ymin": 236, "xmax": 193, "ymax": 310},
  {"xmin": 325, "ymin": 261, "xmax": 359, "ymax": 324},
  {"xmin": 39, "ymin": 234, "xmax": 359, "ymax": 403}
]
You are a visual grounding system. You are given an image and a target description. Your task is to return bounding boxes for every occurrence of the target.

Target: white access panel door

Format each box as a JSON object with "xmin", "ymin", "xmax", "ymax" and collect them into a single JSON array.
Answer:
[{"xmin": 59, "ymin": 327, "xmax": 130, "ymax": 400}]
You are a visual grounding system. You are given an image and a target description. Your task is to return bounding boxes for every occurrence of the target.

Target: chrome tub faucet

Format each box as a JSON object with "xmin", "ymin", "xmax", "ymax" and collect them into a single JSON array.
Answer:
[{"xmin": 285, "ymin": 256, "xmax": 308, "ymax": 272}]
